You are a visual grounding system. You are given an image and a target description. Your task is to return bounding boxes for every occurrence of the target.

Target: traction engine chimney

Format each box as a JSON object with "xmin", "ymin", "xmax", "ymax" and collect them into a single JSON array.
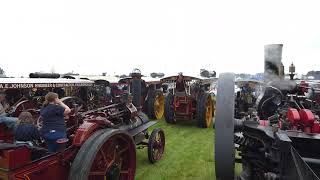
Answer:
[
  {"xmin": 264, "ymin": 44, "xmax": 284, "ymax": 82},
  {"xmin": 131, "ymin": 69, "xmax": 142, "ymax": 110}
]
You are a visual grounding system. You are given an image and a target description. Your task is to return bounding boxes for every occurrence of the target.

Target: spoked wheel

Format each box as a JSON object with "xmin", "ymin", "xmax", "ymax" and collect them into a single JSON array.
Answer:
[
  {"xmin": 215, "ymin": 73, "xmax": 235, "ymax": 180},
  {"xmin": 147, "ymin": 90, "xmax": 165, "ymax": 120},
  {"xmin": 196, "ymin": 93, "xmax": 213, "ymax": 128},
  {"xmin": 10, "ymin": 100, "xmax": 37, "ymax": 117},
  {"xmin": 148, "ymin": 128, "xmax": 165, "ymax": 163},
  {"xmin": 60, "ymin": 96, "xmax": 86, "ymax": 113},
  {"xmin": 69, "ymin": 129, "xmax": 136, "ymax": 180}
]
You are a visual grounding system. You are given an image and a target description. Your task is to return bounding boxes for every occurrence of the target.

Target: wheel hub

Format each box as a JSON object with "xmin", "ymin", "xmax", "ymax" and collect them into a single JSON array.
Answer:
[{"xmin": 106, "ymin": 163, "xmax": 121, "ymax": 180}]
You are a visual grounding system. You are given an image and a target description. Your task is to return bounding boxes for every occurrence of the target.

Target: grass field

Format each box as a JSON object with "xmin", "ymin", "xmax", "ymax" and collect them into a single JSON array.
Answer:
[{"xmin": 135, "ymin": 118, "xmax": 242, "ymax": 180}]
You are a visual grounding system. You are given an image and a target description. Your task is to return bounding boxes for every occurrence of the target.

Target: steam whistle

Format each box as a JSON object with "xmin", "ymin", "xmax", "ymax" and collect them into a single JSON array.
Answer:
[{"xmin": 289, "ymin": 62, "xmax": 296, "ymax": 80}]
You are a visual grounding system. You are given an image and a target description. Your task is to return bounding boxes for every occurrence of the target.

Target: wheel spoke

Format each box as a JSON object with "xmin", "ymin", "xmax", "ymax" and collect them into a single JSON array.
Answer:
[
  {"xmin": 99, "ymin": 148, "xmax": 108, "ymax": 164},
  {"xmin": 89, "ymin": 171, "xmax": 106, "ymax": 176},
  {"xmin": 104, "ymin": 142, "xmax": 117, "ymax": 168},
  {"xmin": 118, "ymin": 145, "xmax": 129, "ymax": 155}
]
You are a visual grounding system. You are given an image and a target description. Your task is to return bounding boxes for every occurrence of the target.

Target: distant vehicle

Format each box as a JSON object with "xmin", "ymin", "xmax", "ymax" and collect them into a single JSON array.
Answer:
[
  {"xmin": 161, "ymin": 73, "xmax": 215, "ymax": 128},
  {"xmin": 118, "ymin": 72, "xmax": 165, "ymax": 120}
]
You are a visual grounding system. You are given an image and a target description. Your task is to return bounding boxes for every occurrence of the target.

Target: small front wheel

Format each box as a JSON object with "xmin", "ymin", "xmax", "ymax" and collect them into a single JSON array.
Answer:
[{"xmin": 148, "ymin": 128, "xmax": 165, "ymax": 163}]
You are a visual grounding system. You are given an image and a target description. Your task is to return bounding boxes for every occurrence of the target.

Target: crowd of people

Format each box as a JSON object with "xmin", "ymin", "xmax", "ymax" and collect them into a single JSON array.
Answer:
[{"xmin": 0, "ymin": 91, "xmax": 71, "ymax": 152}]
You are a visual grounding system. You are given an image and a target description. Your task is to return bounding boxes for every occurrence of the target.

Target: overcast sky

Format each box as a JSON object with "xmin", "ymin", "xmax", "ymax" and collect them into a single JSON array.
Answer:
[{"xmin": 1, "ymin": 0, "xmax": 320, "ymax": 77}]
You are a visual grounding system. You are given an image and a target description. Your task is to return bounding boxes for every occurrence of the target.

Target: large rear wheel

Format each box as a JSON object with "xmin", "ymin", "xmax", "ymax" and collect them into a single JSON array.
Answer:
[
  {"xmin": 215, "ymin": 73, "xmax": 235, "ymax": 180},
  {"xmin": 146, "ymin": 90, "xmax": 164, "ymax": 120},
  {"xmin": 69, "ymin": 129, "xmax": 136, "ymax": 180},
  {"xmin": 196, "ymin": 93, "xmax": 213, "ymax": 128},
  {"xmin": 164, "ymin": 93, "xmax": 175, "ymax": 123}
]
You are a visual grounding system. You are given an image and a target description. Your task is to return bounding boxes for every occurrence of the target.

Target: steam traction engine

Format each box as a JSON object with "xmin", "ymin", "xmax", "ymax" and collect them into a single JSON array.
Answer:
[
  {"xmin": 215, "ymin": 73, "xmax": 320, "ymax": 180},
  {"xmin": 161, "ymin": 74, "xmax": 215, "ymax": 128},
  {"xmin": 215, "ymin": 45, "xmax": 320, "ymax": 180},
  {"xmin": 117, "ymin": 69, "xmax": 165, "ymax": 121},
  {"xmin": 0, "ymin": 74, "xmax": 165, "ymax": 180}
]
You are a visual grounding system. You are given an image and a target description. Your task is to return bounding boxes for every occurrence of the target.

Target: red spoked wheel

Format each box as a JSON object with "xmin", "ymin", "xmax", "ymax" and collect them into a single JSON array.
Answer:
[
  {"xmin": 148, "ymin": 128, "xmax": 165, "ymax": 163},
  {"xmin": 10, "ymin": 100, "xmax": 37, "ymax": 117},
  {"xmin": 69, "ymin": 129, "xmax": 136, "ymax": 180}
]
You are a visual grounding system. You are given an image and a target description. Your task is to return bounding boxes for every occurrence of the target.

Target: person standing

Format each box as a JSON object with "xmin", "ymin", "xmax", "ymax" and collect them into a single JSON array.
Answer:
[
  {"xmin": 40, "ymin": 92, "xmax": 71, "ymax": 152},
  {"xmin": 176, "ymin": 73, "xmax": 186, "ymax": 93}
]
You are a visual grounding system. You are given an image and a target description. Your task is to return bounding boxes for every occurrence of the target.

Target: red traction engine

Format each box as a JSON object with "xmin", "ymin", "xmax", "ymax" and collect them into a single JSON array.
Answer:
[{"xmin": 0, "ymin": 78, "xmax": 165, "ymax": 180}]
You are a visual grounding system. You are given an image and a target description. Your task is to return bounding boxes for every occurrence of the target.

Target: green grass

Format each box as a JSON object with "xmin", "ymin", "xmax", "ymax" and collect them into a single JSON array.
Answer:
[{"xmin": 135, "ymin": 119, "xmax": 242, "ymax": 180}]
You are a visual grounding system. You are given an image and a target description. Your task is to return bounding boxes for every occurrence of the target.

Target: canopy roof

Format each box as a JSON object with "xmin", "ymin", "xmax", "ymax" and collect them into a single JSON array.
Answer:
[
  {"xmin": 0, "ymin": 78, "xmax": 93, "ymax": 89},
  {"xmin": 235, "ymin": 79, "xmax": 264, "ymax": 87},
  {"xmin": 160, "ymin": 75, "xmax": 217, "ymax": 84}
]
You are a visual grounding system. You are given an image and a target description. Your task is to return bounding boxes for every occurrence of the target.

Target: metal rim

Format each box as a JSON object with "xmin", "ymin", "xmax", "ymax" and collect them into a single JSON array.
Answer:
[
  {"xmin": 205, "ymin": 97, "xmax": 213, "ymax": 126},
  {"xmin": 215, "ymin": 73, "xmax": 235, "ymax": 180},
  {"xmin": 89, "ymin": 133, "xmax": 135, "ymax": 180},
  {"xmin": 148, "ymin": 129, "xmax": 165, "ymax": 163},
  {"xmin": 154, "ymin": 93, "xmax": 164, "ymax": 120},
  {"xmin": 212, "ymin": 96, "xmax": 216, "ymax": 118},
  {"xmin": 60, "ymin": 96, "xmax": 86, "ymax": 112},
  {"xmin": 11, "ymin": 100, "xmax": 37, "ymax": 117}
]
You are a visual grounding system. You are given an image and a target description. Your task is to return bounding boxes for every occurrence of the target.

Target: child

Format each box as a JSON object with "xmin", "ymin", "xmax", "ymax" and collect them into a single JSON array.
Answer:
[{"xmin": 14, "ymin": 111, "xmax": 40, "ymax": 142}]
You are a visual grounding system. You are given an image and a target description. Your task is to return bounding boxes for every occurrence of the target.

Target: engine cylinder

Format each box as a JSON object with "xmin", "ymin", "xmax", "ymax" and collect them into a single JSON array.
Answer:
[
  {"xmin": 287, "ymin": 108, "xmax": 300, "ymax": 125},
  {"xmin": 299, "ymin": 109, "xmax": 315, "ymax": 127}
]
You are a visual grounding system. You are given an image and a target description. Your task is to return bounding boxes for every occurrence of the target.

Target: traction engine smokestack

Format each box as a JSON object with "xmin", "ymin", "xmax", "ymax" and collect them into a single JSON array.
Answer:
[
  {"xmin": 264, "ymin": 44, "xmax": 284, "ymax": 82},
  {"xmin": 131, "ymin": 69, "xmax": 142, "ymax": 110}
]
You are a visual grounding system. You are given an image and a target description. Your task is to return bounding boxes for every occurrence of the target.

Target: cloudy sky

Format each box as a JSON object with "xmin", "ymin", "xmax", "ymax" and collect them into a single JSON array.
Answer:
[{"xmin": 1, "ymin": 0, "xmax": 320, "ymax": 77}]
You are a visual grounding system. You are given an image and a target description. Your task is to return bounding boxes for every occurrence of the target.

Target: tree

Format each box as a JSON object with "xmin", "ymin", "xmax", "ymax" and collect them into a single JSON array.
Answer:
[{"xmin": 0, "ymin": 67, "xmax": 5, "ymax": 77}]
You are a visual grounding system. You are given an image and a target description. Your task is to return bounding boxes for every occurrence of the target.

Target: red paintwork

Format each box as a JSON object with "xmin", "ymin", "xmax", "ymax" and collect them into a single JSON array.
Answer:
[
  {"xmin": 304, "ymin": 127, "xmax": 312, "ymax": 133},
  {"xmin": 0, "ymin": 146, "xmax": 31, "ymax": 169},
  {"xmin": 1, "ymin": 150, "xmax": 75, "ymax": 180},
  {"xmin": 312, "ymin": 121, "xmax": 320, "ymax": 133},
  {"xmin": 0, "ymin": 124, "xmax": 14, "ymax": 143},
  {"xmin": 287, "ymin": 108, "xmax": 300, "ymax": 125},
  {"xmin": 0, "ymin": 120, "xmax": 103, "ymax": 180},
  {"xmin": 261, "ymin": 108, "xmax": 320, "ymax": 134},
  {"xmin": 299, "ymin": 109, "xmax": 315, "ymax": 127},
  {"xmin": 173, "ymin": 96, "xmax": 197, "ymax": 120},
  {"xmin": 72, "ymin": 121, "xmax": 99, "ymax": 146},
  {"xmin": 259, "ymin": 120, "xmax": 269, "ymax": 126}
]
